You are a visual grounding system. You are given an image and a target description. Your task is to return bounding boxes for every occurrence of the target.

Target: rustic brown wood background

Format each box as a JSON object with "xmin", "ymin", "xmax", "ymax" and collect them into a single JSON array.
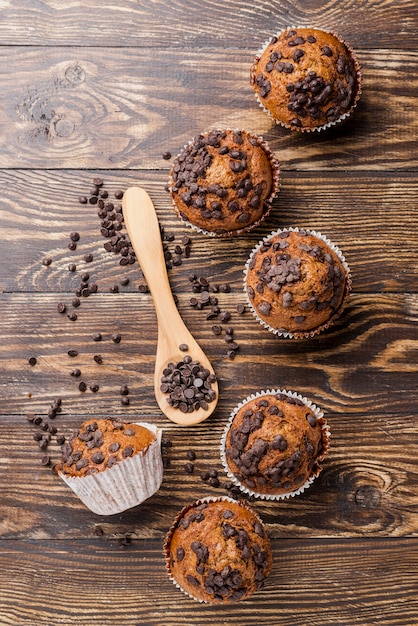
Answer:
[{"xmin": 1, "ymin": 1, "xmax": 417, "ymax": 625}]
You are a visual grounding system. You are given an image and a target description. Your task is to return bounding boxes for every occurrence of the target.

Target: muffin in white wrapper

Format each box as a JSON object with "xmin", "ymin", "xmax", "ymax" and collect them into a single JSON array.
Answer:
[
  {"xmin": 220, "ymin": 389, "xmax": 330, "ymax": 500},
  {"xmin": 244, "ymin": 227, "xmax": 351, "ymax": 339},
  {"xmin": 57, "ymin": 420, "xmax": 163, "ymax": 515},
  {"xmin": 250, "ymin": 26, "xmax": 362, "ymax": 133}
]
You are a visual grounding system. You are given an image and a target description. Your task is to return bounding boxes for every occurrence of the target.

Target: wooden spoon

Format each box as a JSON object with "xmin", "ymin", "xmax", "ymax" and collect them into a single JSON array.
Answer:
[{"xmin": 122, "ymin": 186, "xmax": 218, "ymax": 426}]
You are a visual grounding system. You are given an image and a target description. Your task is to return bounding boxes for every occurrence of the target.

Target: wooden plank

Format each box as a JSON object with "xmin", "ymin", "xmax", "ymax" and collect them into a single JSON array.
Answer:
[
  {"xmin": 0, "ymin": 0, "xmax": 416, "ymax": 49},
  {"xmin": 0, "ymin": 539, "xmax": 417, "ymax": 625},
  {"xmin": 1, "ymin": 410, "xmax": 418, "ymax": 539},
  {"xmin": 0, "ymin": 48, "xmax": 417, "ymax": 169},
  {"xmin": 1, "ymin": 170, "xmax": 417, "ymax": 294},
  {"xmin": 1, "ymin": 291, "xmax": 417, "ymax": 415}
]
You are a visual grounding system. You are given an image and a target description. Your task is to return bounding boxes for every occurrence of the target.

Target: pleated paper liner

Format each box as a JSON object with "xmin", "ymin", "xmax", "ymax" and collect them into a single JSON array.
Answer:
[
  {"xmin": 243, "ymin": 227, "xmax": 352, "ymax": 339},
  {"xmin": 168, "ymin": 129, "xmax": 280, "ymax": 237},
  {"xmin": 220, "ymin": 388, "xmax": 330, "ymax": 501},
  {"xmin": 163, "ymin": 496, "xmax": 272, "ymax": 603},
  {"xmin": 58, "ymin": 422, "xmax": 163, "ymax": 515},
  {"xmin": 250, "ymin": 27, "xmax": 362, "ymax": 133}
]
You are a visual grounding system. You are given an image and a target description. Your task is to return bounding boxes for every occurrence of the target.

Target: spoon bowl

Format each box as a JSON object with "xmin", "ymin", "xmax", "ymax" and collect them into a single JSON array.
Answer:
[{"xmin": 122, "ymin": 186, "xmax": 218, "ymax": 426}]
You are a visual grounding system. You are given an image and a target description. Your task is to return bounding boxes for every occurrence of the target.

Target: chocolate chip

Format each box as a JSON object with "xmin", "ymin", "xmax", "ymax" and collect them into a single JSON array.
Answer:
[
  {"xmin": 78, "ymin": 381, "xmax": 87, "ymax": 392},
  {"xmin": 92, "ymin": 332, "xmax": 102, "ymax": 342},
  {"xmin": 28, "ymin": 357, "xmax": 37, "ymax": 366},
  {"xmin": 57, "ymin": 303, "xmax": 67, "ymax": 314},
  {"xmin": 306, "ymin": 413, "xmax": 317, "ymax": 427},
  {"xmin": 67, "ymin": 349, "xmax": 78, "ymax": 357},
  {"xmin": 162, "ymin": 151, "xmax": 172, "ymax": 160},
  {"xmin": 322, "ymin": 45, "xmax": 333, "ymax": 57},
  {"xmin": 93, "ymin": 355, "xmax": 103, "ymax": 364},
  {"xmin": 112, "ymin": 333, "xmax": 121, "ymax": 343},
  {"xmin": 91, "ymin": 452, "xmax": 104, "ymax": 464}
]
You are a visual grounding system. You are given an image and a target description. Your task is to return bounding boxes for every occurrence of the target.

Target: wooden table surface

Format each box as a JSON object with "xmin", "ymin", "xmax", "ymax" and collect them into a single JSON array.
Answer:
[{"xmin": 1, "ymin": 1, "xmax": 417, "ymax": 625}]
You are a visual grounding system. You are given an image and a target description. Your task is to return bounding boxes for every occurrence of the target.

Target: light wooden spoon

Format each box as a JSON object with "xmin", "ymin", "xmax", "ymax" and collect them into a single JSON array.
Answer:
[{"xmin": 122, "ymin": 186, "xmax": 218, "ymax": 426}]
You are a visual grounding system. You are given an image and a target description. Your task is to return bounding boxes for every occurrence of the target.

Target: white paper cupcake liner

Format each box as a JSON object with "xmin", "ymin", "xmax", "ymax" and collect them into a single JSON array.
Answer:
[
  {"xmin": 220, "ymin": 388, "xmax": 330, "ymax": 501},
  {"xmin": 168, "ymin": 129, "xmax": 280, "ymax": 238},
  {"xmin": 58, "ymin": 422, "xmax": 163, "ymax": 515},
  {"xmin": 243, "ymin": 226, "xmax": 352, "ymax": 339},
  {"xmin": 250, "ymin": 26, "xmax": 362, "ymax": 133},
  {"xmin": 163, "ymin": 496, "xmax": 268, "ymax": 603}
]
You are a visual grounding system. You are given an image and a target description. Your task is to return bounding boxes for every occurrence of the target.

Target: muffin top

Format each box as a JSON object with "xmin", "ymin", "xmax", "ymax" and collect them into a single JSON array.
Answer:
[
  {"xmin": 245, "ymin": 229, "xmax": 349, "ymax": 336},
  {"xmin": 169, "ymin": 129, "xmax": 279, "ymax": 236},
  {"xmin": 223, "ymin": 392, "xmax": 328, "ymax": 496},
  {"xmin": 250, "ymin": 27, "xmax": 361, "ymax": 131},
  {"xmin": 165, "ymin": 498, "xmax": 272, "ymax": 603},
  {"xmin": 57, "ymin": 419, "xmax": 155, "ymax": 477}
]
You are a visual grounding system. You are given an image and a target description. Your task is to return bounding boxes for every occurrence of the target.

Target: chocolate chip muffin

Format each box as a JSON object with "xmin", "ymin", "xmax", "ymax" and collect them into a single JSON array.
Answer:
[
  {"xmin": 244, "ymin": 228, "xmax": 351, "ymax": 338},
  {"xmin": 221, "ymin": 390, "xmax": 330, "ymax": 499},
  {"xmin": 250, "ymin": 27, "xmax": 361, "ymax": 131},
  {"xmin": 57, "ymin": 420, "xmax": 163, "ymax": 515},
  {"xmin": 168, "ymin": 129, "xmax": 280, "ymax": 236},
  {"xmin": 164, "ymin": 497, "xmax": 272, "ymax": 603}
]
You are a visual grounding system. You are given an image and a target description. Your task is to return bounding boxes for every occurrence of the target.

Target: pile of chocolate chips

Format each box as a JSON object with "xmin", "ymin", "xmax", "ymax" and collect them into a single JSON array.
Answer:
[
  {"xmin": 26, "ymin": 398, "xmax": 64, "ymax": 467},
  {"xmin": 160, "ymin": 354, "xmax": 217, "ymax": 413},
  {"xmin": 187, "ymin": 273, "xmax": 245, "ymax": 360}
]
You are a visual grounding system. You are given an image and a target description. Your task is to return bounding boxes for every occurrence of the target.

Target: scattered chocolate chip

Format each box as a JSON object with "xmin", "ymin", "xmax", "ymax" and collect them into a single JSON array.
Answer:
[
  {"xmin": 57, "ymin": 303, "xmax": 67, "ymax": 314},
  {"xmin": 112, "ymin": 333, "xmax": 121, "ymax": 343},
  {"xmin": 78, "ymin": 381, "xmax": 87, "ymax": 392},
  {"xmin": 90, "ymin": 383, "xmax": 99, "ymax": 393},
  {"xmin": 67, "ymin": 349, "xmax": 78, "ymax": 358},
  {"xmin": 93, "ymin": 355, "xmax": 103, "ymax": 364},
  {"xmin": 92, "ymin": 332, "xmax": 102, "ymax": 342},
  {"xmin": 162, "ymin": 151, "xmax": 172, "ymax": 160},
  {"xmin": 28, "ymin": 357, "xmax": 37, "ymax": 366}
]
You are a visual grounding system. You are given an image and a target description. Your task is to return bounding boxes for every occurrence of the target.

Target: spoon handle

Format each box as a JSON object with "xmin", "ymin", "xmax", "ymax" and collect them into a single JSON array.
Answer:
[{"xmin": 122, "ymin": 186, "xmax": 179, "ymax": 325}]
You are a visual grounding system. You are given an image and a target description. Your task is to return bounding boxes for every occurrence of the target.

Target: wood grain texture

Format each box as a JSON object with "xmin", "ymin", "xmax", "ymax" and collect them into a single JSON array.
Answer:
[
  {"xmin": 0, "ymin": 48, "xmax": 416, "ymax": 169},
  {"xmin": 0, "ymin": 0, "xmax": 416, "ymax": 49},
  {"xmin": 1, "ymin": 410, "xmax": 418, "ymax": 539},
  {"xmin": 1, "ymin": 170, "xmax": 417, "ymax": 294},
  {"xmin": 1, "ymin": 291, "xmax": 417, "ymax": 414},
  {"xmin": 0, "ymin": 539, "xmax": 417, "ymax": 626},
  {"xmin": 1, "ymin": 0, "xmax": 417, "ymax": 623}
]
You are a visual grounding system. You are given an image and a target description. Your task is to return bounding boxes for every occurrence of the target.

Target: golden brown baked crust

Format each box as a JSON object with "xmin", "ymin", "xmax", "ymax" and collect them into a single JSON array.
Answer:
[
  {"xmin": 245, "ymin": 229, "xmax": 349, "ymax": 335},
  {"xmin": 56, "ymin": 419, "xmax": 155, "ymax": 477},
  {"xmin": 224, "ymin": 393, "xmax": 328, "ymax": 496},
  {"xmin": 250, "ymin": 27, "xmax": 361, "ymax": 131},
  {"xmin": 169, "ymin": 129, "xmax": 278, "ymax": 236},
  {"xmin": 165, "ymin": 499, "xmax": 272, "ymax": 603}
]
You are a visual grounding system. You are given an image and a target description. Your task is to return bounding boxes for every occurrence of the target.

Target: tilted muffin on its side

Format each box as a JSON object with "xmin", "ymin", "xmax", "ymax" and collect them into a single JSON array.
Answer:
[
  {"xmin": 168, "ymin": 129, "xmax": 280, "ymax": 237},
  {"xmin": 244, "ymin": 228, "xmax": 351, "ymax": 338},
  {"xmin": 57, "ymin": 419, "xmax": 163, "ymax": 515},
  {"xmin": 250, "ymin": 27, "xmax": 361, "ymax": 132},
  {"xmin": 221, "ymin": 389, "xmax": 330, "ymax": 499},
  {"xmin": 164, "ymin": 497, "xmax": 272, "ymax": 603}
]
